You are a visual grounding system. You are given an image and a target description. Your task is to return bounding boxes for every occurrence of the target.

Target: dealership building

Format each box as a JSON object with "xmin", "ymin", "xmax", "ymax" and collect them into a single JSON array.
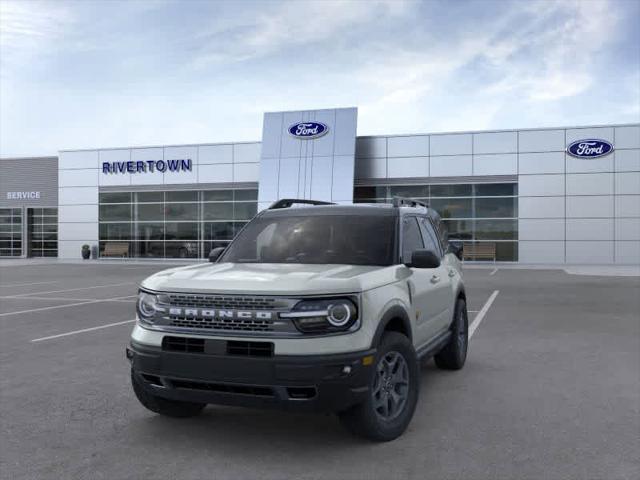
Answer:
[{"xmin": 1, "ymin": 107, "xmax": 639, "ymax": 264}]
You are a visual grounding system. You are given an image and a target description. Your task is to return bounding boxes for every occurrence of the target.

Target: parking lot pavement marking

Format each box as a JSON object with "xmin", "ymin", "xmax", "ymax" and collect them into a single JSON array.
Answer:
[
  {"xmin": 0, "ymin": 281, "xmax": 58, "ymax": 288},
  {"xmin": 8, "ymin": 282, "xmax": 136, "ymax": 298},
  {"xmin": 468, "ymin": 290, "xmax": 499, "ymax": 339},
  {"xmin": 0, "ymin": 295, "xmax": 135, "ymax": 317},
  {"xmin": 0, "ymin": 295, "xmax": 137, "ymax": 302},
  {"xmin": 31, "ymin": 319, "xmax": 136, "ymax": 343},
  {"xmin": 489, "ymin": 268, "xmax": 498, "ymax": 275}
]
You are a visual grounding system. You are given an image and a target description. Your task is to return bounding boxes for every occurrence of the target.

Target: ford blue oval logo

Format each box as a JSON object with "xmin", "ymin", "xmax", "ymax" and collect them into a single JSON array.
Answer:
[
  {"xmin": 288, "ymin": 122, "xmax": 328, "ymax": 139},
  {"xmin": 567, "ymin": 139, "xmax": 614, "ymax": 159}
]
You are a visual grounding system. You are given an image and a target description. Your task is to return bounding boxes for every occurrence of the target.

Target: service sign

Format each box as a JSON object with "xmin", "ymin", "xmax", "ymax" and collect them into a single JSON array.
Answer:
[
  {"xmin": 288, "ymin": 122, "xmax": 329, "ymax": 139},
  {"xmin": 6, "ymin": 191, "xmax": 40, "ymax": 200},
  {"xmin": 566, "ymin": 139, "xmax": 613, "ymax": 159}
]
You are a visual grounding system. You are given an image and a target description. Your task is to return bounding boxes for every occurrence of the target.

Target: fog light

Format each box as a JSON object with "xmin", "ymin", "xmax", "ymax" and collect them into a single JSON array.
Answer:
[{"xmin": 362, "ymin": 355, "xmax": 374, "ymax": 366}]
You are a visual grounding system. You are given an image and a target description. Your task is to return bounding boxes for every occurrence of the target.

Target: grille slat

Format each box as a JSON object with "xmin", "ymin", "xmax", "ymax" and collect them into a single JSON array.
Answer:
[
  {"xmin": 167, "ymin": 294, "xmax": 278, "ymax": 310},
  {"xmin": 162, "ymin": 336, "xmax": 205, "ymax": 353},
  {"xmin": 169, "ymin": 316, "xmax": 275, "ymax": 332},
  {"xmin": 226, "ymin": 340, "xmax": 274, "ymax": 357}
]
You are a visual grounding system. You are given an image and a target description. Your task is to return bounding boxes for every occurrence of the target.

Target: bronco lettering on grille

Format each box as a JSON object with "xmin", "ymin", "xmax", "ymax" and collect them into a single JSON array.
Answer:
[{"xmin": 168, "ymin": 307, "xmax": 274, "ymax": 320}]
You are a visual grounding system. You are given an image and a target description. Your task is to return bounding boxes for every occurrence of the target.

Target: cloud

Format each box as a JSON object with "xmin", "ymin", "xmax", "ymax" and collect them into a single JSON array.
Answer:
[
  {"xmin": 481, "ymin": 0, "xmax": 619, "ymax": 102},
  {"xmin": 0, "ymin": 0, "xmax": 73, "ymax": 68},
  {"xmin": 356, "ymin": 0, "xmax": 624, "ymax": 133},
  {"xmin": 0, "ymin": 0, "xmax": 637, "ymax": 156},
  {"xmin": 190, "ymin": 0, "xmax": 409, "ymax": 67}
]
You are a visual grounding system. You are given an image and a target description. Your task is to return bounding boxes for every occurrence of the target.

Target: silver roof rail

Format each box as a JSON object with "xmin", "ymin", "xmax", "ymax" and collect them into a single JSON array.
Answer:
[
  {"xmin": 268, "ymin": 198, "xmax": 336, "ymax": 210},
  {"xmin": 391, "ymin": 196, "xmax": 429, "ymax": 209}
]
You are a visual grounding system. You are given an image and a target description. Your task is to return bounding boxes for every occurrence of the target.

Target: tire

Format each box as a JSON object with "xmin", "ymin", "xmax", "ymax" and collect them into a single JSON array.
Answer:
[
  {"xmin": 339, "ymin": 332, "xmax": 419, "ymax": 442},
  {"xmin": 131, "ymin": 370, "xmax": 206, "ymax": 418},
  {"xmin": 434, "ymin": 298, "xmax": 468, "ymax": 370}
]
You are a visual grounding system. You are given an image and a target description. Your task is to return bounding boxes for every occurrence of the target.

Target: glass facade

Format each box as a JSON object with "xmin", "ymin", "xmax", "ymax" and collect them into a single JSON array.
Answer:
[
  {"xmin": 354, "ymin": 182, "xmax": 518, "ymax": 261},
  {"xmin": 98, "ymin": 189, "xmax": 258, "ymax": 259},
  {"xmin": 0, "ymin": 208, "xmax": 23, "ymax": 257},
  {"xmin": 27, "ymin": 208, "xmax": 58, "ymax": 257}
]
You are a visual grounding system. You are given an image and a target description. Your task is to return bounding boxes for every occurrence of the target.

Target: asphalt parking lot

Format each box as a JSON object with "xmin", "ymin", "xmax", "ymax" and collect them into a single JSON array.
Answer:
[{"xmin": 0, "ymin": 261, "xmax": 638, "ymax": 480}]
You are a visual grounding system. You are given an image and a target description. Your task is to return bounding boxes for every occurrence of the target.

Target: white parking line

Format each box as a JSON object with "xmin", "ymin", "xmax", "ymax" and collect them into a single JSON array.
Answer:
[
  {"xmin": 469, "ymin": 290, "xmax": 499, "ymax": 339},
  {"xmin": 489, "ymin": 268, "xmax": 498, "ymax": 276},
  {"xmin": 8, "ymin": 282, "xmax": 135, "ymax": 298},
  {"xmin": 31, "ymin": 319, "xmax": 136, "ymax": 343},
  {"xmin": 0, "ymin": 281, "xmax": 57, "ymax": 288},
  {"xmin": 0, "ymin": 295, "xmax": 136, "ymax": 317},
  {"xmin": 0, "ymin": 295, "xmax": 137, "ymax": 302}
]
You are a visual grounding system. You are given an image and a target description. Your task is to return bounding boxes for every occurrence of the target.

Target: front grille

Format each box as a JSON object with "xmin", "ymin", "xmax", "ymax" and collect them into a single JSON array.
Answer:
[
  {"xmin": 170, "ymin": 379, "xmax": 275, "ymax": 397},
  {"xmin": 166, "ymin": 294, "xmax": 278, "ymax": 310},
  {"xmin": 168, "ymin": 316, "xmax": 275, "ymax": 332},
  {"xmin": 226, "ymin": 340, "xmax": 274, "ymax": 357},
  {"xmin": 151, "ymin": 292, "xmax": 301, "ymax": 336}
]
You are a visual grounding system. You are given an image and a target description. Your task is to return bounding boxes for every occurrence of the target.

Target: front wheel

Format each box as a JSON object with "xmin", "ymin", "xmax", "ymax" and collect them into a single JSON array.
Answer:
[
  {"xmin": 131, "ymin": 370, "xmax": 206, "ymax": 418},
  {"xmin": 434, "ymin": 298, "xmax": 468, "ymax": 370},
  {"xmin": 338, "ymin": 332, "xmax": 419, "ymax": 442}
]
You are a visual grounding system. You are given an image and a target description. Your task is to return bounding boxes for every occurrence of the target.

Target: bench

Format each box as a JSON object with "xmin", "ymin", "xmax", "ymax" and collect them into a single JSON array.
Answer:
[
  {"xmin": 462, "ymin": 242, "xmax": 496, "ymax": 262},
  {"xmin": 102, "ymin": 242, "xmax": 129, "ymax": 258}
]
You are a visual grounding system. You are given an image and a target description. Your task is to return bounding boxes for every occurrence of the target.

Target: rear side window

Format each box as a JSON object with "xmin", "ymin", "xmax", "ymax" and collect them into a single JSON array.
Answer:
[
  {"xmin": 402, "ymin": 217, "xmax": 424, "ymax": 263},
  {"xmin": 419, "ymin": 217, "xmax": 442, "ymax": 257}
]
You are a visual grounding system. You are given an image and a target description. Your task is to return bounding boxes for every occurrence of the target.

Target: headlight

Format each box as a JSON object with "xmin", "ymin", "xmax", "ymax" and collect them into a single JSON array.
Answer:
[
  {"xmin": 137, "ymin": 291, "xmax": 160, "ymax": 324},
  {"xmin": 281, "ymin": 298, "xmax": 358, "ymax": 334}
]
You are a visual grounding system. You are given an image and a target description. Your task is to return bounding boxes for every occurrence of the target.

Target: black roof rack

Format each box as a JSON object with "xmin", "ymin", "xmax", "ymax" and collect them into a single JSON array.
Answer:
[
  {"xmin": 391, "ymin": 196, "xmax": 429, "ymax": 209},
  {"xmin": 268, "ymin": 198, "xmax": 336, "ymax": 210}
]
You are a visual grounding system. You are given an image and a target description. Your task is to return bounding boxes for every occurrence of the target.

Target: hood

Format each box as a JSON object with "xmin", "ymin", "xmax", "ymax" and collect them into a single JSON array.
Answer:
[{"xmin": 140, "ymin": 262, "xmax": 403, "ymax": 295}]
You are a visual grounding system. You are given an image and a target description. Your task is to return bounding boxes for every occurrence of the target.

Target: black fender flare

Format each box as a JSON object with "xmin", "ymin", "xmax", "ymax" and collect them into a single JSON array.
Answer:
[
  {"xmin": 447, "ymin": 285, "xmax": 467, "ymax": 329},
  {"xmin": 370, "ymin": 304, "xmax": 413, "ymax": 348},
  {"xmin": 456, "ymin": 284, "xmax": 466, "ymax": 302}
]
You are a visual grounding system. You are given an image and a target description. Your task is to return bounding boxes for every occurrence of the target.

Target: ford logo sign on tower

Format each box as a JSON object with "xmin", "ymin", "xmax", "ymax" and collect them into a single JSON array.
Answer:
[
  {"xmin": 567, "ymin": 139, "xmax": 614, "ymax": 159},
  {"xmin": 288, "ymin": 122, "xmax": 329, "ymax": 139}
]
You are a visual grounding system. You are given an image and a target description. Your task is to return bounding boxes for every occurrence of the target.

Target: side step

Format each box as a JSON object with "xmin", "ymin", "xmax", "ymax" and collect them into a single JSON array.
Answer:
[{"xmin": 415, "ymin": 330, "xmax": 451, "ymax": 360}]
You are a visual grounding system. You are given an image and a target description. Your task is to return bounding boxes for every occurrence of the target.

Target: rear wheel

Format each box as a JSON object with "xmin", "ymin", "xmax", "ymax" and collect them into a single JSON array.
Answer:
[
  {"xmin": 131, "ymin": 370, "xmax": 206, "ymax": 418},
  {"xmin": 434, "ymin": 298, "xmax": 468, "ymax": 370},
  {"xmin": 338, "ymin": 332, "xmax": 419, "ymax": 442}
]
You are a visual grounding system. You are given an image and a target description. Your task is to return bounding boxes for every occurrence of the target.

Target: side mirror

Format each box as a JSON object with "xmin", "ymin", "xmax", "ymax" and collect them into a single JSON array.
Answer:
[
  {"xmin": 208, "ymin": 247, "xmax": 226, "ymax": 263},
  {"xmin": 406, "ymin": 249, "xmax": 441, "ymax": 269},
  {"xmin": 448, "ymin": 241, "xmax": 463, "ymax": 261}
]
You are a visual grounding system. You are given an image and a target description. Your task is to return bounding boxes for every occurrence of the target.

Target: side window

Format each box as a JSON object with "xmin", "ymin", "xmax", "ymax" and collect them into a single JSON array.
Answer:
[
  {"xmin": 402, "ymin": 217, "xmax": 424, "ymax": 263},
  {"xmin": 433, "ymin": 217, "xmax": 448, "ymax": 252},
  {"xmin": 419, "ymin": 217, "xmax": 442, "ymax": 257}
]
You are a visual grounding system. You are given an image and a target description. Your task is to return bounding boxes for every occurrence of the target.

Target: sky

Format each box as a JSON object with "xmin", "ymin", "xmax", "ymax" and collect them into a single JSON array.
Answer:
[{"xmin": 0, "ymin": 0, "xmax": 638, "ymax": 157}]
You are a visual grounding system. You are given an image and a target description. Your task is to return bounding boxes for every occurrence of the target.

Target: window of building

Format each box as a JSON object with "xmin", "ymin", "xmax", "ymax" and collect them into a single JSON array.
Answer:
[
  {"xmin": 98, "ymin": 189, "xmax": 258, "ymax": 259},
  {"xmin": 354, "ymin": 182, "xmax": 518, "ymax": 261},
  {"xmin": 0, "ymin": 208, "xmax": 23, "ymax": 257},
  {"xmin": 27, "ymin": 208, "xmax": 58, "ymax": 257}
]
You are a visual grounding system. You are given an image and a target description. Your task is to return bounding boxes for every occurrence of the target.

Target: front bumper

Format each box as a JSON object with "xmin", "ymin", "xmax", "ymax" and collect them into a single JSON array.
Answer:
[{"xmin": 128, "ymin": 340, "xmax": 376, "ymax": 413}]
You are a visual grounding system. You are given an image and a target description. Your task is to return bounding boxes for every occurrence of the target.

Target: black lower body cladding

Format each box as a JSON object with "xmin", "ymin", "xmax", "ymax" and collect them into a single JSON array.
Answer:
[{"xmin": 128, "ymin": 340, "xmax": 376, "ymax": 413}]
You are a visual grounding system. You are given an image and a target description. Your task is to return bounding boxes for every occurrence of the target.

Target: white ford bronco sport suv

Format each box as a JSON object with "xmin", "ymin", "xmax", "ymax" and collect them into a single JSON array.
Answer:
[{"xmin": 128, "ymin": 197, "xmax": 468, "ymax": 441}]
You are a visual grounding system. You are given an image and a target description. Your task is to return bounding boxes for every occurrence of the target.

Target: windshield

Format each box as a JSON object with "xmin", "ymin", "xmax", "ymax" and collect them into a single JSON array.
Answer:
[{"xmin": 220, "ymin": 214, "xmax": 396, "ymax": 266}]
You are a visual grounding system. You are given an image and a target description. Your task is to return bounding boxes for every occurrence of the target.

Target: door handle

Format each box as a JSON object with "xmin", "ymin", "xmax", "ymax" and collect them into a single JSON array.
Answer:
[{"xmin": 430, "ymin": 275, "xmax": 440, "ymax": 284}]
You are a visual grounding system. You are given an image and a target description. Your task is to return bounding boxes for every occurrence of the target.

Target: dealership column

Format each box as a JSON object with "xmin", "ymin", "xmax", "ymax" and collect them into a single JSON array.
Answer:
[{"xmin": 258, "ymin": 107, "xmax": 358, "ymax": 210}]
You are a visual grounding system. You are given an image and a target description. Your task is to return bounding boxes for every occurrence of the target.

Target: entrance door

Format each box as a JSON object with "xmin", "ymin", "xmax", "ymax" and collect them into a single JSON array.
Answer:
[{"xmin": 27, "ymin": 208, "xmax": 58, "ymax": 257}]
